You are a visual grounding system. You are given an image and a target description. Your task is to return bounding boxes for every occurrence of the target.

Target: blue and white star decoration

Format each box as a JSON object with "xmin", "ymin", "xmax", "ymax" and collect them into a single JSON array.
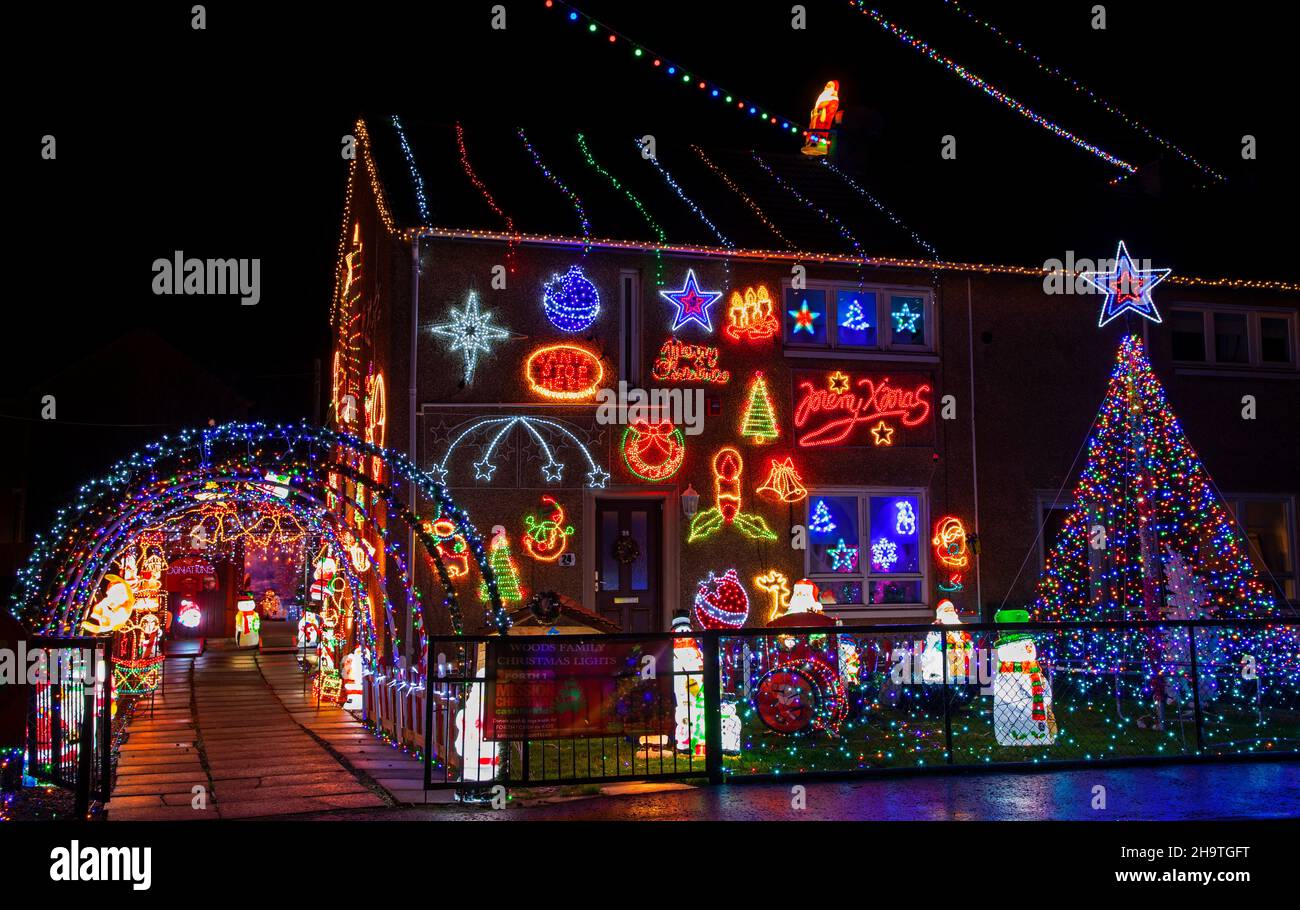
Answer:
[
  {"xmin": 1081, "ymin": 240, "xmax": 1171, "ymax": 328},
  {"xmin": 659, "ymin": 269, "xmax": 723, "ymax": 332},
  {"xmin": 429, "ymin": 291, "xmax": 519, "ymax": 384}
]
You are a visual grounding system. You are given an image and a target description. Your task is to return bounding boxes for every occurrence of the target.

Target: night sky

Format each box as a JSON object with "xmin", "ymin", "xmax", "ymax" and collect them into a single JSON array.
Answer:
[{"xmin": 9, "ymin": 1, "xmax": 1296, "ymax": 540}]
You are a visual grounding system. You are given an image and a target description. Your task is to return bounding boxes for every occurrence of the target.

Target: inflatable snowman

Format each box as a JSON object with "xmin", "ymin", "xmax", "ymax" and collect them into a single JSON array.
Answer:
[
  {"xmin": 992, "ymin": 609, "xmax": 1056, "ymax": 746},
  {"xmin": 234, "ymin": 593, "xmax": 261, "ymax": 648},
  {"xmin": 671, "ymin": 613, "xmax": 706, "ymax": 754}
]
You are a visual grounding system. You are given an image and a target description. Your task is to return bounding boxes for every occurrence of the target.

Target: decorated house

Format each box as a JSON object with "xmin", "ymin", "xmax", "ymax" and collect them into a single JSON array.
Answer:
[{"xmin": 329, "ymin": 116, "xmax": 1299, "ymax": 672}]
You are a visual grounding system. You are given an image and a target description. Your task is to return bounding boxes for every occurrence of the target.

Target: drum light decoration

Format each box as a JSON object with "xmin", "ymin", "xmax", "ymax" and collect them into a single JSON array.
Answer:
[
  {"xmin": 621, "ymin": 419, "xmax": 686, "ymax": 482},
  {"xmin": 739, "ymin": 372, "xmax": 779, "ymax": 443},
  {"xmin": 525, "ymin": 343, "xmax": 604, "ymax": 401},
  {"xmin": 650, "ymin": 338, "xmax": 730, "ymax": 385},
  {"xmin": 724, "ymin": 285, "xmax": 779, "ymax": 342},
  {"xmin": 542, "ymin": 265, "xmax": 602, "ymax": 332},
  {"xmin": 692, "ymin": 569, "xmax": 751, "ymax": 630},
  {"xmin": 522, "ymin": 496, "xmax": 574, "ymax": 563},
  {"xmin": 756, "ymin": 457, "xmax": 808, "ymax": 504},
  {"xmin": 687, "ymin": 447, "xmax": 777, "ymax": 542}
]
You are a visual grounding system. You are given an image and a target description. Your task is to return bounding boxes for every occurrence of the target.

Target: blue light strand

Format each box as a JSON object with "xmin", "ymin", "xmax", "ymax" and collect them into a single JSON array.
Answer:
[
  {"xmin": 518, "ymin": 127, "xmax": 592, "ymax": 255},
  {"xmin": 391, "ymin": 114, "xmax": 431, "ymax": 223},
  {"xmin": 752, "ymin": 151, "xmax": 864, "ymax": 287}
]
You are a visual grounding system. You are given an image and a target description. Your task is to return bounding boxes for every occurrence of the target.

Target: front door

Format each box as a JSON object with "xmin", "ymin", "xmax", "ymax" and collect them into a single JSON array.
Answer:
[{"xmin": 595, "ymin": 499, "xmax": 662, "ymax": 632}]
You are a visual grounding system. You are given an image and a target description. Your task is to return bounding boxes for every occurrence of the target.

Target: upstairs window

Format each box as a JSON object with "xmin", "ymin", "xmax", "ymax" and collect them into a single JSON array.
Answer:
[
  {"xmin": 783, "ymin": 280, "xmax": 933, "ymax": 355},
  {"xmin": 1169, "ymin": 306, "xmax": 1296, "ymax": 370}
]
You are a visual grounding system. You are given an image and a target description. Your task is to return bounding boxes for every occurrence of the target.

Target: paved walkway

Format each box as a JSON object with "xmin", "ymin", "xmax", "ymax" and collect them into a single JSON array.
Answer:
[{"xmin": 106, "ymin": 649, "xmax": 424, "ymax": 820}]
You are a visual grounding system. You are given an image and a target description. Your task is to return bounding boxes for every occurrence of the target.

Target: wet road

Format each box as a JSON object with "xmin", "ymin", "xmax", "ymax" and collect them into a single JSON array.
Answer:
[{"xmin": 303, "ymin": 760, "xmax": 1300, "ymax": 821}]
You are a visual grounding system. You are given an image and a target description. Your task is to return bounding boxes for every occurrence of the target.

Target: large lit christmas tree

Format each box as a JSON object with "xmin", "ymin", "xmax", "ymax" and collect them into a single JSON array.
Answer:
[{"xmin": 1033, "ymin": 335, "xmax": 1278, "ymax": 626}]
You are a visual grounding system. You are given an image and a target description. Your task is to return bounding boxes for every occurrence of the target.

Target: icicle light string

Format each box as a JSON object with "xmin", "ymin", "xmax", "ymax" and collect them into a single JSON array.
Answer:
[
  {"xmin": 455, "ymin": 122, "xmax": 518, "ymax": 273},
  {"xmin": 848, "ymin": 2, "xmax": 1137, "ymax": 175},
  {"xmin": 519, "ymin": 126, "xmax": 592, "ymax": 255},
  {"xmin": 691, "ymin": 145, "xmax": 796, "ymax": 250},
  {"xmin": 819, "ymin": 157, "xmax": 939, "ymax": 261},
  {"xmin": 752, "ymin": 151, "xmax": 865, "ymax": 288},
  {"xmin": 391, "ymin": 114, "xmax": 431, "ymax": 223},
  {"xmin": 638, "ymin": 138, "xmax": 734, "ymax": 287},
  {"xmin": 577, "ymin": 132, "xmax": 666, "ymax": 285}
]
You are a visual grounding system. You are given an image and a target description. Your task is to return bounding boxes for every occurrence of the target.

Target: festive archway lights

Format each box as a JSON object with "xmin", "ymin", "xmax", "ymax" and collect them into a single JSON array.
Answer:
[{"xmin": 9, "ymin": 422, "xmax": 511, "ymax": 650}]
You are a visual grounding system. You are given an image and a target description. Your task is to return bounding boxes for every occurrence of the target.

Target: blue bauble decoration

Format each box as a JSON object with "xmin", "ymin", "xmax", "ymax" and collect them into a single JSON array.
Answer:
[{"xmin": 543, "ymin": 266, "xmax": 601, "ymax": 333}]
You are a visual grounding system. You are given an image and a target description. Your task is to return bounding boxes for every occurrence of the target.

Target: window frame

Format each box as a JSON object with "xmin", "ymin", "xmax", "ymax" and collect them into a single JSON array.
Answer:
[
  {"xmin": 781, "ymin": 279, "xmax": 936, "ymax": 357},
  {"xmin": 618, "ymin": 269, "xmax": 642, "ymax": 386},
  {"xmin": 804, "ymin": 486, "xmax": 929, "ymax": 612},
  {"xmin": 1222, "ymin": 492, "xmax": 1297, "ymax": 602},
  {"xmin": 1168, "ymin": 304, "xmax": 1298, "ymax": 371}
]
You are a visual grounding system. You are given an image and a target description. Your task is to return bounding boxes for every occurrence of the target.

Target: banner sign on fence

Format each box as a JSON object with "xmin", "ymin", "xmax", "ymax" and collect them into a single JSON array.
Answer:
[{"xmin": 485, "ymin": 638, "xmax": 674, "ymax": 740}]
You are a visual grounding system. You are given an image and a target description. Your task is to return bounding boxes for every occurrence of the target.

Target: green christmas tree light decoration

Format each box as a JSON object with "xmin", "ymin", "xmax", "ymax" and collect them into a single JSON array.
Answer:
[
  {"xmin": 479, "ymin": 525, "xmax": 525, "ymax": 604},
  {"xmin": 740, "ymin": 371, "xmax": 779, "ymax": 443}
]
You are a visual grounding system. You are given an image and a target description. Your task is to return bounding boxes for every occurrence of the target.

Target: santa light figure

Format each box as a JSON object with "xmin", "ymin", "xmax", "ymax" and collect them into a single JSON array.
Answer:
[
  {"xmin": 921, "ymin": 599, "xmax": 972, "ymax": 683},
  {"xmin": 992, "ymin": 609, "xmax": 1057, "ymax": 746},
  {"xmin": 784, "ymin": 579, "xmax": 823, "ymax": 616},
  {"xmin": 341, "ymin": 646, "xmax": 364, "ymax": 710},
  {"xmin": 802, "ymin": 80, "xmax": 840, "ymax": 156}
]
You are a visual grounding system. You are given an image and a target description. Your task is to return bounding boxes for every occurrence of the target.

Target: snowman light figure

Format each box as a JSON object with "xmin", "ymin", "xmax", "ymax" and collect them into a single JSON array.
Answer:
[
  {"xmin": 992, "ymin": 609, "xmax": 1056, "ymax": 746},
  {"xmin": 454, "ymin": 666, "xmax": 500, "ymax": 782},
  {"xmin": 234, "ymin": 593, "xmax": 261, "ymax": 648}
]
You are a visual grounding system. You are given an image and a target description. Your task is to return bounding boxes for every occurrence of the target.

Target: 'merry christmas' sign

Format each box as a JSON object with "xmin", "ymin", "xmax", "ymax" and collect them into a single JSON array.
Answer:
[{"xmin": 792, "ymin": 370, "xmax": 933, "ymax": 447}]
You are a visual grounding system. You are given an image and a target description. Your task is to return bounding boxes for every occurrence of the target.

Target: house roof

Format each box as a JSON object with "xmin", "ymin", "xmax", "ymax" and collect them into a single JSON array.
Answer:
[{"xmin": 362, "ymin": 117, "xmax": 1299, "ymax": 292}]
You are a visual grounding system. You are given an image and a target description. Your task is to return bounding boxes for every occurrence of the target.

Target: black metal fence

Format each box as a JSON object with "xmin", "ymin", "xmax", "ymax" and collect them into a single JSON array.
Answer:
[
  {"xmin": 25, "ymin": 637, "xmax": 114, "ymax": 816},
  {"xmin": 411, "ymin": 620, "xmax": 1300, "ymax": 792}
]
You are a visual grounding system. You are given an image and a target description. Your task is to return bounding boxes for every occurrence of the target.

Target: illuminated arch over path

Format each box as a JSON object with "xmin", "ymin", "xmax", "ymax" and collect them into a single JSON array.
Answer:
[{"xmin": 9, "ymin": 422, "xmax": 508, "ymax": 659}]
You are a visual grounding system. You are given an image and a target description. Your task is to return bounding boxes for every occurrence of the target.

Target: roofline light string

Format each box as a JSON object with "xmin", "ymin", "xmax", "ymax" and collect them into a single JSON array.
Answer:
[
  {"xmin": 939, "ymin": 0, "xmax": 1225, "ymax": 183},
  {"xmin": 544, "ymin": 0, "xmax": 806, "ymax": 143},
  {"xmin": 848, "ymin": 2, "xmax": 1137, "ymax": 175}
]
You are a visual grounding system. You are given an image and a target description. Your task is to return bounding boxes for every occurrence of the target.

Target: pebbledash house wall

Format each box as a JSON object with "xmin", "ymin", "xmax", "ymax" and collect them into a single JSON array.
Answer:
[{"xmin": 341, "ymin": 164, "xmax": 1300, "ymax": 646}]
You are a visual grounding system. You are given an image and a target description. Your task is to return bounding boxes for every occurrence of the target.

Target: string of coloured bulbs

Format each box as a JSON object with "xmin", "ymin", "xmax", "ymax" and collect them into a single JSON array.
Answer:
[
  {"xmin": 518, "ymin": 127, "xmax": 592, "ymax": 255},
  {"xmin": 752, "ymin": 151, "xmax": 865, "ymax": 287},
  {"xmin": 819, "ymin": 158, "xmax": 939, "ymax": 261},
  {"xmin": 848, "ymin": 2, "xmax": 1137, "ymax": 175},
  {"xmin": 406, "ymin": 225, "xmax": 1300, "ymax": 291},
  {"xmin": 391, "ymin": 115, "xmax": 432, "ymax": 223},
  {"xmin": 545, "ymin": 0, "xmax": 806, "ymax": 142},
  {"xmin": 638, "ymin": 139, "xmax": 734, "ymax": 286},
  {"xmin": 576, "ymin": 132, "xmax": 666, "ymax": 285},
  {"xmin": 940, "ymin": 0, "xmax": 1225, "ymax": 183},
  {"xmin": 455, "ymin": 122, "xmax": 518, "ymax": 273},
  {"xmin": 691, "ymin": 145, "xmax": 795, "ymax": 250}
]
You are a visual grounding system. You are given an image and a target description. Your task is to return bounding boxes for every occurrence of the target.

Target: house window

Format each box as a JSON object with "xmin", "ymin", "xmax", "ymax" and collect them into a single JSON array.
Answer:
[
  {"xmin": 1224, "ymin": 494, "xmax": 1296, "ymax": 601},
  {"xmin": 807, "ymin": 490, "xmax": 926, "ymax": 609},
  {"xmin": 1170, "ymin": 306, "xmax": 1297, "ymax": 370},
  {"xmin": 783, "ymin": 280, "xmax": 933, "ymax": 355},
  {"xmin": 619, "ymin": 269, "xmax": 641, "ymax": 386}
]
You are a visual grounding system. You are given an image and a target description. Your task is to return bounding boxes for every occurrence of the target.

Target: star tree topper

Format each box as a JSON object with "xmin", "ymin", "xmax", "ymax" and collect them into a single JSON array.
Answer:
[
  {"xmin": 660, "ymin": 269, "xmax": 723, "ymax": 332},
  {"xmin": 430, "ymin": 291, "xmax": 519, "ymax": 384},
  {"xmin": 1081, "ymin": 240, "xmax": 1171, "ymax": 328}
]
